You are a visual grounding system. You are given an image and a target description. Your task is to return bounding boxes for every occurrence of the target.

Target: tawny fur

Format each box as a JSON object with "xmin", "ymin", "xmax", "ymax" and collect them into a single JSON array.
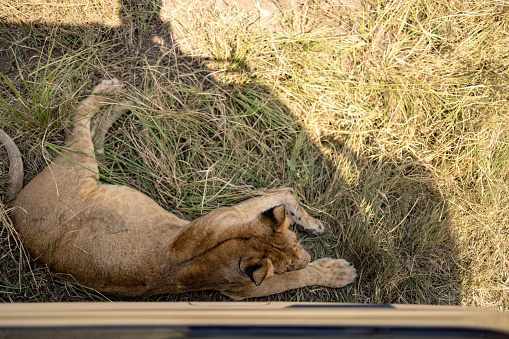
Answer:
[{"xmin": 2, "ymin": 79, "xmax": 356, "ymax": 299}]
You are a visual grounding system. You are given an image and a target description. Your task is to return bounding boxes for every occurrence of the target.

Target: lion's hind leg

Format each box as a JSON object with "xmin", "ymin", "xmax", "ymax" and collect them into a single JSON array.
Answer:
[
  {"xmin": 61, "ymin": 78, "xmax": 122, "ymax": 186},
  {"xmin": 65, "ymin": 79, "xmax": 123, "ymax": 153}
]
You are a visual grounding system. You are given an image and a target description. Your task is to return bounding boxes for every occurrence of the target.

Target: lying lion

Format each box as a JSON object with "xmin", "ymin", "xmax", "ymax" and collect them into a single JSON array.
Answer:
[{"xmin": 0, "ymin": 79, "xmax": 356, "ymax": 299}]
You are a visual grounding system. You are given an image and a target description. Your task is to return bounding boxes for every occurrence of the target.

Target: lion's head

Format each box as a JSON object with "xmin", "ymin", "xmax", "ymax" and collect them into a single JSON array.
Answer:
[
  {"xmin": 239, "ymin": 204, "xmax": 311, "ymax": 285},
  {"xmin": 168, "ymin": 204, "xmax": 311, "ymax": 290}
]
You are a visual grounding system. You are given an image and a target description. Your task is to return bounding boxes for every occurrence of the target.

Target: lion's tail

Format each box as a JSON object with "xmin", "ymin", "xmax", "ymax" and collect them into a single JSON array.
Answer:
[{"xmin": 0, "ymin": 129, "xmax": 23, "ymax": 204}]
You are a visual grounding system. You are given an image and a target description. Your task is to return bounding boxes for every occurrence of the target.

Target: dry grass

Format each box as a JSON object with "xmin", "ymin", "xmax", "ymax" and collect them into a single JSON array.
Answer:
[{"xmin": 0, "ymin": 0, "xmax": 508, "ymax": 309}]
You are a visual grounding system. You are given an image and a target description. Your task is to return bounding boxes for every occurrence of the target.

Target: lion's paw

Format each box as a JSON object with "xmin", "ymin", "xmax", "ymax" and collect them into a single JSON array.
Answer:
[
  {"xmin": 291, "ymin": 206, "xmax": 325, "ymax": 236},
  {"xmin": 295, "ymin": 217, "xmax": 324, "ymax": 236},
  {"xmin": 92, "ymin": 78, "xmax": 123, "ymax": 94},
  {"xmin": 309, "ymin": 258, "xmax": 357, "ymax": 288}
]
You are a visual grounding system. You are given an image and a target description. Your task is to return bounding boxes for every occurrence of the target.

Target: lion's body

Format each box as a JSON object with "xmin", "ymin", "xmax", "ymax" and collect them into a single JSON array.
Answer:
[{"xmin": 4, "ymin": 79, "xmax": 356, "ymax": 299}]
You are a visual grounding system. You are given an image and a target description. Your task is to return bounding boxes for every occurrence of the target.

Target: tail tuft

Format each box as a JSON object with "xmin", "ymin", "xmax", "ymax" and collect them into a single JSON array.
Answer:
[{"xmin": 0, "ymin": 129, "xmax": 23, "ymax": 204}]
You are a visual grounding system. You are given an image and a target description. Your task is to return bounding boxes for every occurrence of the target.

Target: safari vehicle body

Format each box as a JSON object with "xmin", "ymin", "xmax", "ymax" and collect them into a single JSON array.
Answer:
[{"xmin": 0, "ymin": 302, "xmax": 508, "ymax": 338}]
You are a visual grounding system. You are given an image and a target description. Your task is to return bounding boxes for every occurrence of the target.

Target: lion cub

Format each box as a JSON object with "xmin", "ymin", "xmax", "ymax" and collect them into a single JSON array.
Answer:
[{"xmin": 1, "ymin": 79, "xmax": 356, "ymax": 299}]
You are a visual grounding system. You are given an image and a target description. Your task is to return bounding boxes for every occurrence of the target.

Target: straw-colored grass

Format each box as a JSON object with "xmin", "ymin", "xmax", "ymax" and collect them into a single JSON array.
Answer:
[{"xmin": 0, "ymin": 0, "xmax": 508, "ymax": 309}]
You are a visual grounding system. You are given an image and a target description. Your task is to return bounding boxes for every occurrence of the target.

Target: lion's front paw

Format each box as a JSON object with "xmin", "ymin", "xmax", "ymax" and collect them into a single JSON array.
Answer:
[
  {"xmin": 291, "ymin": 205, "xmax": 325, "ymax": 236},
  {"xmin": 92, "ymin": 78, "xmax": 123, "ymax": 94},
  {"xmin": 295, "ymin": 217, "xmax": 324, "ymax": 236},
  {"xmin": 309, "ymin": 258, "xmax": 357, "ymax": 288}
]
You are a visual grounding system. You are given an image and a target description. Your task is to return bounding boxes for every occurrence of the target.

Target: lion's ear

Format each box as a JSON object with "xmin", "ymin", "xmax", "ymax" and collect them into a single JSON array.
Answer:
[
  {"xmin": 243, "ymin": 258, "xmax": 274, "ymax": 286},
  {"xmin": 261, "ymin": 204, "xmax": 289, "ymax": 232}
]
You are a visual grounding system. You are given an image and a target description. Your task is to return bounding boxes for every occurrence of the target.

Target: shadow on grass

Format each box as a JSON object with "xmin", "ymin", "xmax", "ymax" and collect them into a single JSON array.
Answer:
[{"xmin": 0, "ymin": 0, "xmax": 461, "ymax": 304}]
